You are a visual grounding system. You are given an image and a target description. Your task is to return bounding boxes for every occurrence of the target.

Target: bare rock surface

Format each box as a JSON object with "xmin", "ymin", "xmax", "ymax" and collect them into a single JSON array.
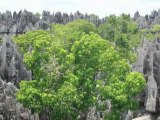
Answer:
[
  {"xmin": 132, "ymin": 115, "xmax": 151, "ymax": 120},
  {"xmin": 0, "ymin": 35, "xmax": 31, "ymax": 85},
  {"xmin": 131, "ymin": 38, "xmax": 160, "ymax": 120},
  {"xmin": 134, "ymin": 9, "xmax": 160, "ymax": 28},
  {"xmin": 0, "ymin": 10, "xmax": 102, "ymax": 35},
  {"xmin": 0, "ymin": 78, "xmax": 39, "ymax": 120}
]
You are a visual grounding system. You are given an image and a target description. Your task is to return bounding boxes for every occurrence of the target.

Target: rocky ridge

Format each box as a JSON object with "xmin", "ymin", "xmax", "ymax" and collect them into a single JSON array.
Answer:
[
  {"xmin": 134, "ymin": 9, "xmax": 160, "ymax": 28},
  {"xmin": 0, "ymin": 77, "xmax": 39, "ymax": 120},
  {"xmin": 0, "ymin": 10, "xmax": 102, "ymax": 34},
  {"xmin": 0, "ymin": 9, "xmax": 159, "ymax": 35},
  {"xmin": 0, "ymin": 35, "xmax": 37, "ymax": 119}
]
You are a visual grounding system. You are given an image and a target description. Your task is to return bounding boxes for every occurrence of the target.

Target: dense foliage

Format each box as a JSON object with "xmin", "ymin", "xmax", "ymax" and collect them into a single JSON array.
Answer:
[
  {"xmin": 98, "ymin": 14, "xmax": 141, "ymax": 62},
  {"xmin": 14, "ymin": 18, "xmax": 146, "ymax": 120},
  {"xmin": 141, "ymin": 24, "xmax": 160, "ymax": 40}
]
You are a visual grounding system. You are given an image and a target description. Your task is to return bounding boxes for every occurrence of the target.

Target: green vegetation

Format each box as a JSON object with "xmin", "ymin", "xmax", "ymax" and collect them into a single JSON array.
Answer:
[
  {"xmin": 141, "ymin": 24, "xmax": 160, "ymax": 40},
  {"xmin": 98, "ymin": 14, "xmax": 141, "ymax": 62},
  {"xmin": 14, "ymin": 18, "xmax": 146, "ymax": 120}
]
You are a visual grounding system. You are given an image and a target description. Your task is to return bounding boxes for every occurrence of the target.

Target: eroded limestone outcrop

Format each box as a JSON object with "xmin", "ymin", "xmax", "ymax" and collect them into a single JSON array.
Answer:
[
  {"xmin": 0, "ymin": 9, "xmax": 159, "ymax": 35},
  {"xmin": 0, "ymin": 35, "xmax": 38, "ymax": 120},
  {"xmin": 0, "ymin": 10, "xmax": 102, "ymax": 35},
  {"xmin": 0, "ymin": 35, "xmax": 31, "ymax": 86},
  {"xmin": 132, "ymin": 115, "xmax": 151, "ymax": 120},
  {"xmin": 134, "ymin": 9, "xmax": 160, "ymax": 28},
  {"xmin": 131, "ymin": 38, "xmax": 160, "ymax": 120},
  {"xmin": 0, "ymin": 78, "xmax": 39, "ymax": 120}
]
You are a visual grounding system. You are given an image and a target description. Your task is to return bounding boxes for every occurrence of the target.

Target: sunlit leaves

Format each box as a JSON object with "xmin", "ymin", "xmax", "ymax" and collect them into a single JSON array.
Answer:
[
  {"xmin": 14, "ymin": 19, "xmax": 146, "ymax": 119},
  {"xmin": 98, "ymin": 14, "xmax": 141, "ymax": 62}
]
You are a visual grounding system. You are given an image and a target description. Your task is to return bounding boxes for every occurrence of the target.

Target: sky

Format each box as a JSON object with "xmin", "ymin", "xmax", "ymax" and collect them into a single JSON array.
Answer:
[{"xmin": 0, "ymin": 0, "xmax": 159, "ymax": 18}]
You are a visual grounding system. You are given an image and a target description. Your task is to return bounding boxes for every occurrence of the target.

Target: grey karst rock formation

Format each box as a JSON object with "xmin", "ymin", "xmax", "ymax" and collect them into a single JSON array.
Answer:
[
  {"xmin": 0, "ymin": 35, "xmax": 31, "ymax": 85},
  {"xmin": 62, "ymin": 13, "xmax": 69, "ymax": 24},
  {"xmin": 146, "ymin": 75, "xmax": 157, "ymax": 112},
  {"xmin": 0, "ymin": 10, "xmax": 102, "ymax": 35},
  {"xmin": 0, "ymin": 35, "xmax": 36, "ymax": 120},
  {"xmin": 73, "ymin": 11, "xmax": 84, "ymax": 20},
  {"xmin": 129, "ymin": 37, "xmax": 160, "ymax": 120},
  {"xmin": 0, "ymin": 9, "xmax": 160, "ymax": 35},
  {"xmin": 125, "ymin": 110, "xmax": 133, "ymax": 120},
  {"xmin": 134, "ymin": 9, "xmax": 160, "ymax": 28},
  {"xmin": 145, "ymin": 45, "xmax": 158, "ymax": 113},
  {"xmin": 133, "ymin": 11, "xmax": 140, "ymax": 21},
  {"xmin": 0, "ymin": 78, "xmax": 39, "ymax": 120},
  {"xmin": 132, "ymin": 115, "xmax": 151, "ymax": 120}
]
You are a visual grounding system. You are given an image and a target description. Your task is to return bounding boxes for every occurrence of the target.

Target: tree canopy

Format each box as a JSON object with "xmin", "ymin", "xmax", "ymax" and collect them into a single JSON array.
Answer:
[
  {"xmin": 141, "ymin": 24, "xmax": 160, "ymax": 40},
  {"xmin": 98, "ymin": 14, "xmax": 141, "ymax": 62},
  {"xmin": 14, "ymin": 19, "xmax": 146, "ymax": 120}
]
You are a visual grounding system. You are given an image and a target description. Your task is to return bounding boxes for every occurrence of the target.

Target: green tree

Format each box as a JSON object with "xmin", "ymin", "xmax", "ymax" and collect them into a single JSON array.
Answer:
[
  {"xmin": 13, "ymin": 30, "xmax": 52, "ymax": 80},
  {"xmin": 141, "ymin": 24, "xmax": 160, "ymax": 40},
  {"xmin": 98, "ymin": 14, "xmax": 141, "ymax": 62},
  {"xmin": 15, "ymin": 20, "xmax": 145, "ymax": 120}
]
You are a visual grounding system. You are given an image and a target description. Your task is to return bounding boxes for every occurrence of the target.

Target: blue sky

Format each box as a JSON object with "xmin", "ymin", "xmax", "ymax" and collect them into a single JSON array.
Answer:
[{"xmin": 0, "ymin": 0, "xmax": 159, "ymax": 18}]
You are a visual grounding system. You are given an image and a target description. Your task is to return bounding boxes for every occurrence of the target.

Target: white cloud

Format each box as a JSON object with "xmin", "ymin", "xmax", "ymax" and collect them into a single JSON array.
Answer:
[{"xmin": 0, "ymin": 0, "xmax": 159, "ymax": 18}]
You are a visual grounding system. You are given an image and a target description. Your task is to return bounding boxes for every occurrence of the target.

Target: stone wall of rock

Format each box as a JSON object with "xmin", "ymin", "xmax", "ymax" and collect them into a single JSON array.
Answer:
[
  {"xmin": 0, "ymin": 10, "xmax": 102, "ymax": 34},
  {"xmin": 120, "ymin": 9, "xmax": 160, "ymax": 120},
  {"xmin": 0, "ymin": 77, "xmax": 39, "ymax": 120},
  {"xmin": 0, "ymin": 9, "xmax": 159, "ymax": 35},
  {"xmin": 129, "ymin": 37, "xmax": 160, "ymax": 120},
  {"xmin": 0, "ymin": 35, "xmax": 31, "ymax": 86},
  {"xmin": 0, "ymin": 35, "xmax": 37, "ymax": 120},
  {"xmin": 134, "ymin": 9, "xmax": 160, "ymax": 28}
]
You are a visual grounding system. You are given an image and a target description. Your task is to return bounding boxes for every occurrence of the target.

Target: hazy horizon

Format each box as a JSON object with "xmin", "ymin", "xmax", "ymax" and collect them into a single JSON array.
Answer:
[{"xmin": 0, "ymin": 0, "xmax": 159, "ymax": 18}]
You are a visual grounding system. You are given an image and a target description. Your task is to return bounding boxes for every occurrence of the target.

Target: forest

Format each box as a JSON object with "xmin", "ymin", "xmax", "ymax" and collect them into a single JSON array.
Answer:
[
  {"xmin": 10, "ymin": 12, "xmax": 160, "ymax": 120},
  {"xmin": 0, "ymin": 7, "xmax": 159, "ymax": 120}
]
